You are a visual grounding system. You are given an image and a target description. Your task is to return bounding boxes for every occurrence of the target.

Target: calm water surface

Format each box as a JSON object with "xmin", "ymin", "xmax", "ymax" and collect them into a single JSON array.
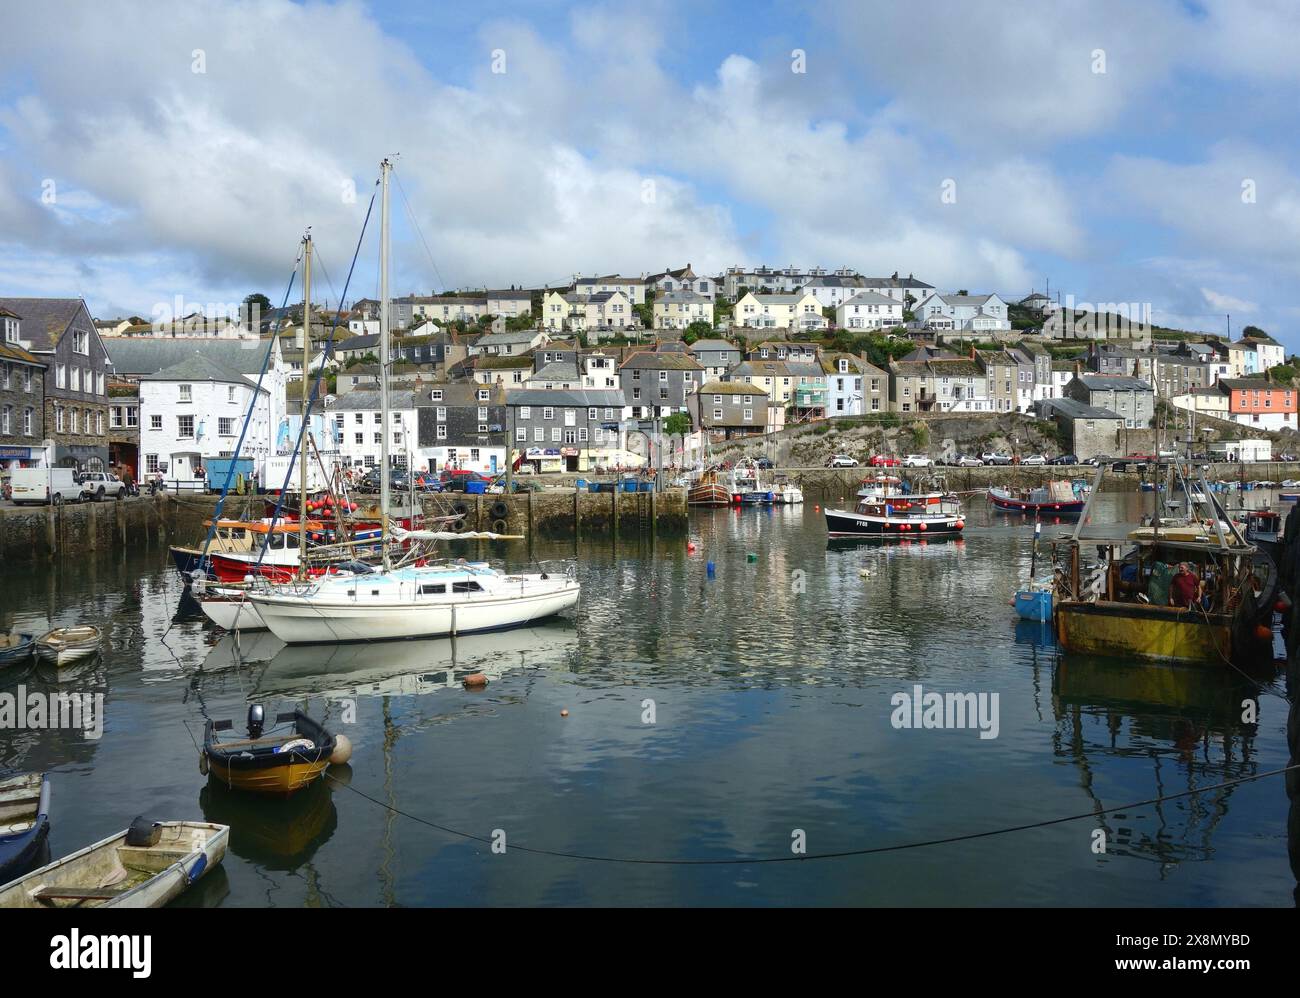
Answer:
[{"xmin": 2, "ymin": 492, "xmax": 1297, "ymax": 906}]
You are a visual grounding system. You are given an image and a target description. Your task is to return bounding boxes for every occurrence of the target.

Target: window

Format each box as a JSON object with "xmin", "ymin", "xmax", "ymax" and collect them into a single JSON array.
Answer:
[
  {"xmin": 218, "ymin": 417, "xmax": 235, "ymax": 436},
  {"xmin": 70, "ymin": 409, "xmax": 79, "ymax": 434},
  {"xmin": 534, "ymin": 427, "xmax": 544, "ymax": 441},
  {"xmin": 1, "ymin": 406, "xmax": 9, "ymax": 433},
  {"xmin": 431, "ymin": 390, "xmax": 443, "ymax": 401},
  {"xmin": 477, "ymin": 389, "xmax": 489, "ymax": 401},
  {"xmin": 452, "ymin": 580, "xmax": 484, "ymax": 593},
  {"xmin": 743, "ymin": 409, "xmax": 753, "ymax": 421},
  {"xmin": 420, "ymin": 584, "xmax": 447, "ymax": 595},
  {"xmin": 23, "ymin": 368, "xmax": 32, "ymax": 393},
  {"xmin": 520, "ymin": 406, "xmax": 530, "ymax": 419},
  {"xmin": 355, "ymin": 432, "xmax": 363, "ymax": 444},
  {"xmin": 96, "ymin": 411, "xmax": 103, "ymax": 434},
  {"xmin": 374, "ymin": 412, "xmax": 382, "ymax": 423},
  {"xmin": 374, "ymin": 432, "xmax": 382, "ymax": 444},
  {"xmin": 516, "ymin": 426, "xmax": 527, "ymax": 441},
  {"xmin": 56, "ymin": 364, "xmax": 66, "ymax": 389},
  {"xmin": 73, "ymin": 330, "xmax": 88, "ymax": 354},
  {"xmin": 543, "ymin": 407, "xmax": 554, "ymax": 420},
  {"xmin": 1, "ymin": 364, "xmax": 8, "ymax": 389},
  {"xmin": 150, "ymin": 414, "xmax": 162, "ymax": 430},
  {"xmin": 437, "ymin": 425, "xmax": 447, "ymax": 439},
  {"xmin": 478, "ymin": 407, "xmax": 488, "ymax": 421},
  {"xmin": 713, "ymin": 408, "xmax": 723, "ymax": 420},
  {"xmin": 551, "ymin": 427, "xmax": 561, "ymax": 442},
  {"xmin": 659, "ymin": 370, "xmax": 668, "ymax": 381},
  {"xmin": 22, "ymin": 407, "xmax": 33, "ymax": 435},
  {"xmin": 227, "ymin": 385, "xmax": 236, "ymax": 403},
  {"xmin": 588, "ymin": 407, "xmax": 597, "ymax": 420},
  {"xmin": 110, "ymin": 406, "xmax": 122, "ymax": 428},
  {"xmin": 436, "ymin": 407, "xmax": 447, "ymax": 421},
  {"xmin": 145, "ymin": 454, "xmax": 160, "ymax": 474},
  {"xmin": 178, "ymin": 414, "xmax": 194, "ymax": 437}
]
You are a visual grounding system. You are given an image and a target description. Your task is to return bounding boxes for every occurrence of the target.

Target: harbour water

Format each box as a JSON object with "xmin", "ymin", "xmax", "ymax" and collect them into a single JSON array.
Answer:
[{"xmin": 1, "ymin": 492, "xmax": 1296, "ymax": 906}]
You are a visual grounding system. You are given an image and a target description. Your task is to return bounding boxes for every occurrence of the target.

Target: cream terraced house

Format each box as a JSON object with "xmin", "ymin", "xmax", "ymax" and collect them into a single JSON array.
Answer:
[
  {"xmin": 732, "ymin": 291, "xmax": 822, "ymax": 330},
  {"xmin": 572, "ymin": 274, "xmax": 646, "ymax": 306},
  {"xmin": 653, "ymin": 291, "xmax": 714, "ymax": 330}
]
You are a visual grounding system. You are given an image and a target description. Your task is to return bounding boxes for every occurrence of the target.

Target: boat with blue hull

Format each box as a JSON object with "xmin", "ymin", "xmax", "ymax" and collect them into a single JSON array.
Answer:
[
  {"xmin": 0, "ymin": 773, "xmax": 51, "ymax": 884},
  {"xmin": 0, "ymin": 632, "xmax": 34, "ymax": 670}
]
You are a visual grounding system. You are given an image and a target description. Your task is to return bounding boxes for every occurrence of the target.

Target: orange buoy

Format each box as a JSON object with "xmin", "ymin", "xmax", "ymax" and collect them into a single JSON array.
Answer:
[
  {"xmin": 560, "ymin": 708, "xmax": 569, "ymax": 717},
  {"xmin": 1255, "ymin": 624, "xmax": 1273, "ymax": 642},
  {"xmin": 687, "ymin": 541, "xmax": 697, "ymax": 553},
  {"xmin": 463, "ymin": 672, "xmax": 488, "ymax": 689}
]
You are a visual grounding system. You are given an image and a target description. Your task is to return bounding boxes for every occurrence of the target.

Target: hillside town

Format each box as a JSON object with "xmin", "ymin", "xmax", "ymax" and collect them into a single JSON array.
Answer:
[{"xmin": 0, "ymin": 266, "xmax": 1293, "ymax": 489}]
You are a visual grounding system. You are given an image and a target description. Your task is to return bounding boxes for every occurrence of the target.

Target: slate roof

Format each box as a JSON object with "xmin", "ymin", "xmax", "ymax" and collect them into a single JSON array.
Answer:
[
  {"xmin": 698, "ymin": 380, "xmax": 768, "ymax": 396},
  {"xmin": 329, "ymin": 390, "xmax": 419, "ymax": 411},
  {"xmin": 1074, "ymin": 374, "xmax": 1154, "ymax": 391},
  {"xmin": 138, "ymin": 352, "xmax": 267, "ymax": 390},
  {"xmin": 505, "ymin": 389, "xmax": 626, "ymax": 406},
  {"xmin": 619, "ymin": 350, "xmax": 702, "ymax": 371},
  {"xmin": 0, "ymin": 297, "xmax": 91, "ymax": 352},
  {"xmin": 105, "ymin": 337, "xmax": 275, "ymax": 377}
]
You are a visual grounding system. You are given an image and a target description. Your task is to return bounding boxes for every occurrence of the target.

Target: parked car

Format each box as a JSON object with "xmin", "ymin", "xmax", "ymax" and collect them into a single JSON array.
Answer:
[
  {"xmin": 1050, "ymin": 454, "xmax": 1079, "ymax": 465},
  {"xmin": 827, "ymin": 454, "xmax": 859, "ymax": 468},
  {"xmin": 755, "ymin": 458, "xmax": 775, "ymax": 470},
  {"xmin": 1020, "ymin": 454, "xmax": 1047, "ymax": 466},
  {"xmin": 355, "ymin": 469, "xmax": 412, "ymax": 493},
  {"xmin": 981, "ymin": 452, "xmax": 1012, "ymax": 466},
  {"xmin": 902, "ymin": 454, "xmax": 933, "ymax": 468},
  {"xmin": 955, "ymin": 454, "xmax": 984, "ymax": 467},
  {"xmin": 77, "ymin": 471, "xmax": 128, "ymax": 501},
  {"xmin": 440, "ymin": 470, "xmax": 491, "ymax": 492},
  {"xmin": 866, "ymin": 454, "xmax": 900, "ymax": 467}
]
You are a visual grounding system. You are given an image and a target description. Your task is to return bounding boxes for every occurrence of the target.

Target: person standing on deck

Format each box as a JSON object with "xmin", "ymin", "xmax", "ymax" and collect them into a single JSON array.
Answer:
[{"xmin": 1170, "ymin": 562, "xmax": 1202, "ymax": 608}]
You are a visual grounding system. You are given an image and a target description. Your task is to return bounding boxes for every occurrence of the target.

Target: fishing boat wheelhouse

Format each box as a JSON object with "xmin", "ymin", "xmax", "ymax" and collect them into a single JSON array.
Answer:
[
  {"xmin": 1052, "ymin": 466, "xmax": 1282, "ymax": 669},
  {"xmin": 825, "ymin": 478, "xmax": 965, "ymax": 538},
  {"xmin": 729, "ymin": 458, "xmax": 773, "ymax": 504}
]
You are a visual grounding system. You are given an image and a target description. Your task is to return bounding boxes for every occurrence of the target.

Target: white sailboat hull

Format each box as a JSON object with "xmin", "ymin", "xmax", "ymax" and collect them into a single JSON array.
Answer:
[
  {"xmin": 249, "ymin": 577, "xmax": 581, "ymax": 644},
  {"xmin": 199, "ymin": 595, "xmax": 268, "ymax": 632}
]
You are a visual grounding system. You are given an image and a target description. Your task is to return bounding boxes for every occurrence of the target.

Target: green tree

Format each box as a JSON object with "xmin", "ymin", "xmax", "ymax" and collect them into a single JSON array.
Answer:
[
  {"xmin": 682, "ymin": 320, "xmax": 711, "ymax": 344},
  {"xmin": 664, "ymin": 412, "xmax": 692, "ymax": 437}
]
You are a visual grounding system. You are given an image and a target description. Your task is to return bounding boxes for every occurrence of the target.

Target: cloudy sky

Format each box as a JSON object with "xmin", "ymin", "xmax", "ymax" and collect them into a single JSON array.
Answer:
[{"xmin": 1, "ymin": 0, "xmax": 1297, "ymax": 345}]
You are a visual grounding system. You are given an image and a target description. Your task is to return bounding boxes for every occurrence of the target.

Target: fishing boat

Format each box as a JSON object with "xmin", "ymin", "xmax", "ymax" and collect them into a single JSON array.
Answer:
[
  {"xmin": 729, "ymin": 458, "xmax": 774, "ymax": 504},
  {"xmin": 0, "ymin": 773, "xmax": 50, "ymax": 883},
  {"xmin": 825, "ymin": 478, "xmax": 965, "ymax": 539},
  {"xmin": 772, "ymin": 476, "xmax": 804, "ymax": 504},
  {"xmin": 1051, "ymin": 467, "xmax": 1282, "ymax": 669},
  {"xmin": 246, "ymin": 160, "xmax": 580, "ymax": 645},
  {"xmin": 202, "ymin": 706, "xmax": 344, "ymax": 795},
  {"xmin": 0, "ymin": 633, "xmax": 34, "ymax": 670},
  {"xmin": 1243, "ymin": 509, "xmax": 1283, "ymax": 552},
  {"xmin": 0, "ymin": 819, "xmax": 227, "ymax": 908},
  {"xmin": 687, "ymin": 467, "xmax": 732, "ymax": 506},
  {"xmin": 856, "ymin": 474, "xmax": 904, "ymax": 499},
  {"xmin": 34, "ymin": 626, "xmax": 101, "ymax": 668},
  {"xmin": 989, "ymin": 479, "xmax": 1087, "ymax": 515}
]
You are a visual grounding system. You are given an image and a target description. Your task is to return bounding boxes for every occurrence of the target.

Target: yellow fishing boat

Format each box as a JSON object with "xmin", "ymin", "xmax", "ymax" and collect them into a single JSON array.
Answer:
[
  {"xmin": 1051, "ymin": 465, "xmax": 1281, "ymax": 670},
  {"xmin": 202, "ymin": 706, "xmax": 349, "ymax": 795}
]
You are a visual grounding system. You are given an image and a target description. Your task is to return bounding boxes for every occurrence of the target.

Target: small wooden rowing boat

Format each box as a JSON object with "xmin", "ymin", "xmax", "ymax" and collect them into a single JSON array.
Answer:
[
  {"xmin": 34, "ymin": 626, "xmax": 101, "ymax": 667},
  {"xmin": 0, "ymin": 633, "xmax": 35, "ymax": 670},
  {"xmin": 0, "ymin": 819, "xmax": 227, "ymax": 908},
  {"xmin": 202, "ymin": 706, "xmax": 342, "ymax": 795},
  {"xmin": 0, "ymin": 773, "xmax": 51, "ymax": 883}
]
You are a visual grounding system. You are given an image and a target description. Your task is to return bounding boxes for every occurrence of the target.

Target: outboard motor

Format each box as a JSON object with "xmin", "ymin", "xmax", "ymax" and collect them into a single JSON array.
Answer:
[{"xmin": 247, "ymin": 704, "xmax": 265, "ymax": 740}]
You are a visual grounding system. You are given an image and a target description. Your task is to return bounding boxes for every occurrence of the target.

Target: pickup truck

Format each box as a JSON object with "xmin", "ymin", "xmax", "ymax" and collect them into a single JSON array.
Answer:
[{"xmin": 77, "ymin": 471, "xmax": 128, "ymax": 501}]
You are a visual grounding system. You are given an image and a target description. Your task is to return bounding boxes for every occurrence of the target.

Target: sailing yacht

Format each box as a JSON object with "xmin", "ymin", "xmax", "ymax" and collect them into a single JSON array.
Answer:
[{"xmin": 247, "ymin": 159, "xmax": 580, "ymax": 645}]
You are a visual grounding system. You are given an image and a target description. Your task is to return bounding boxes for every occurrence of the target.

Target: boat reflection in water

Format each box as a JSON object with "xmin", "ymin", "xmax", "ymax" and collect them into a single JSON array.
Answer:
[
  {"xmin": 250, "ymin": 619, "xmax": 580, "ymax": 700},
  {"xmin": 1051, "ymin": 652, "xmax": 1268, "ymax": 867},
  {"xmin": 827, "ymin": 535, "xmax": 967, "ymax": 553},
  {"xmin": 199, "ymin": 776, "xmax": 339, "ymax": 870}
]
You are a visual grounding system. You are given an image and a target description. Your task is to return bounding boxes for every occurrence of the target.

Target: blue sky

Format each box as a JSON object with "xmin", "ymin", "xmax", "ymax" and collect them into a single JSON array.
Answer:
[{"xmin": 0, "ymin": 0, "xmax": 1297, "ymax": 346}]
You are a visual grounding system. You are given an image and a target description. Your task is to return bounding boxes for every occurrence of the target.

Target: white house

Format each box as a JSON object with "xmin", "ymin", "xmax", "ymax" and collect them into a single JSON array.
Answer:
[
  {"xmin": 914, "ymin": 293, "xmax": 1010, "ymax": 331},
  {"xmin": 836, "ymin": 291, "xmax": 905, "ymax": 330},
  {"xmin": 572, "ymin": 274, "xmax": 646, "ymax": 306},
  {"xmin": 329, "ymin": 389, "xmax": 419, "ymax": 471},
  {"xmin": 137, "ymin": 352, "xmax": 284, "ymax": 485}
]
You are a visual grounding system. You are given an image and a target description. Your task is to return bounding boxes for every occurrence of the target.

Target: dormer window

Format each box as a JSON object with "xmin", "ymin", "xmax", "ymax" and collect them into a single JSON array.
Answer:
[{"xmin": 431, "ymin": 390, "xmax": 443, "ymax": 401}]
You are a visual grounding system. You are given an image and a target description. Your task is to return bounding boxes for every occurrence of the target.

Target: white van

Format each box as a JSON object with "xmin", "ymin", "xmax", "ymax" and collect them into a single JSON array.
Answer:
[{"xmin": 10, "ymin": 468, "xmax": 83, "ymax": 506}]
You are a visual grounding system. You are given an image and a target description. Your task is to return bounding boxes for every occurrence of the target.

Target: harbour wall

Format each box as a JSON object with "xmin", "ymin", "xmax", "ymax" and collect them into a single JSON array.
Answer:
[{"xmin": 0, "ymin": 488, "xmax": 691, "ymax": 562}]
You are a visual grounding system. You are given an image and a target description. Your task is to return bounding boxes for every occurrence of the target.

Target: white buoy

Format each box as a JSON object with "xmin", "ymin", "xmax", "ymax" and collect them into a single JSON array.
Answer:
[{"xmin": 330, "ymin": 733, "xmax": 353, "ymax": 765}]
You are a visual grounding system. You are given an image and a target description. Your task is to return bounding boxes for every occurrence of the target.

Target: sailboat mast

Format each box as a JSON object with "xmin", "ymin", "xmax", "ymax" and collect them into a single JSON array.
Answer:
[
  {"xmin": 299, "ymin": 232, "xmax": 312, "ymax": 576},
  {"xmin": 379, "ymin": 158, "xmax": 392, "ymax": 570}
]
